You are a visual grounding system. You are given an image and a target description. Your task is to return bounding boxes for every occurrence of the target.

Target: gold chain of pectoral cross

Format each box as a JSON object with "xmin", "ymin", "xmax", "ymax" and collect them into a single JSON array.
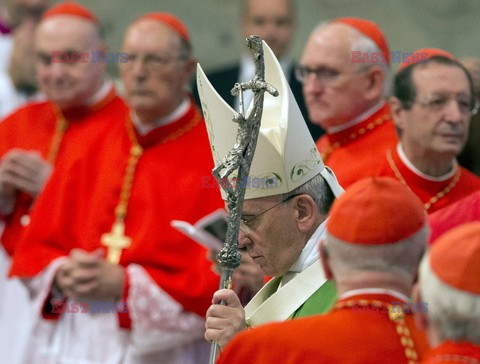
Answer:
[
  {"xmin": 334, "ymin": 299, "xmax": 419, "ymax": 364},
  {"xmin": 48, "ymin": 106, "xmax": 69, "ymax": 163},
  {"xmin": 321, "ymin": 114, "xmax": 390, "ymax": 161},
  {"xmin": 386, "ymin": 148, "xmax": 461, "ymax": 212},
  {"xmin": 101, "ymin": 117, "xmax": 143, "ymax": 264},
  {"xmin": 20, "ymin": 106, "xmax": 68, "ymax": 227}
]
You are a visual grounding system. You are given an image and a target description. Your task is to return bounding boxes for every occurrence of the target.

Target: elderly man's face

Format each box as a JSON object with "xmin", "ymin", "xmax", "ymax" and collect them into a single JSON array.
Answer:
[
  {"xmin": 236, "ymin": 195, "xmax": 304, "ymax": 277},
  {"xmin": 242, "ymin": 0, "xmax": 294, "ymax": 59},
  {"xmin": 395, "ymin": 63, "xmax": 472, "ymax": 159},
  {"xmin": 120, "ymin": 20, "xmax": 194, "ymax": 123},
  {"xmin": 300, "ymin": 23, "xmax": 380, "ymax": 130},
  {"xmin": 35, "ymin": 16, "xmax": 105, "ymax": 110}
]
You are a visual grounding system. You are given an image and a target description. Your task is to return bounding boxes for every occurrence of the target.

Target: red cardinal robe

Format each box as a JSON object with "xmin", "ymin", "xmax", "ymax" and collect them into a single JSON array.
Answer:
[
  {"xmin": 0, "ymin": 86, "xmax": 126, "ymax": 256},
  {"xmin": 421, "ymin": 341, "xmax": 480, "ymax": 363},
  {"xmin": 10, "ymin": 98, "xmax": 223, "ymax": 320},
  {"xmin": 377, "ymin": 145, "xmax": 480, "ymax": 214},
  {"xmin": 316, "ymin": 102, "xmax": 398, "ymax": 189},
  {"xmin": 217, "ymin": 293, "xmax": 430, "ymax": 364}
]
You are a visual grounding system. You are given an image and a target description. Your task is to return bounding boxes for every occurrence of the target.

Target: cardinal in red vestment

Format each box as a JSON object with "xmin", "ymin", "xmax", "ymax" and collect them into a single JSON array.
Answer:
[
  {"xmin": 377, "ymin": 48, "xmax": 480, "ymax": 213},
  {"xmin": 299, "ymin": 17, "xmax": 398, "ymax": 188},
  {"xmin": 9, "ymin": 8, "xmax": 223, "ymax": 364},
  {"xmin": 0, "ymin": 3, "xmax": 126, "ymax": 362},
  {"xmin": 416, "ymin": 222, "xmax": 480, "ymax": 363}
]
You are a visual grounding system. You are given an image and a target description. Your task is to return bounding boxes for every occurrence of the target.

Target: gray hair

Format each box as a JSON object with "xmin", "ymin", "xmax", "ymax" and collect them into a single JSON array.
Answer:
[
  {"xmin": 350, "ymin": 31, "xmax": 391, "ymax": 97},
  {"xmin": 325, "ymin": 224, "xmax": 428, "ymax": 283},
  {"xmin": 311, "ymin": 20, "xmax": 391, "ymax": 97},
  {"xmin": 283, "ymin": 173, "xmax": 335, "ymax": 215},
  {"xmin": 419, "ymin": 255, "xmax": 480, "ymax": 344}
]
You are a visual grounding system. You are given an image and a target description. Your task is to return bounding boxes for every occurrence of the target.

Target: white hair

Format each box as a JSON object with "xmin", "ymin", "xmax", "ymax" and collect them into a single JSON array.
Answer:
[
  {"xmin": 325, "ymin": 224, "xmax": 428, "ymax": 283},
  {"xmin": 283, "ymin": 172, "xmax": 335, "ymax": 215},
  {"xmin": 419, "ymin": 255, "xmax": 480, "ymax": 344}
]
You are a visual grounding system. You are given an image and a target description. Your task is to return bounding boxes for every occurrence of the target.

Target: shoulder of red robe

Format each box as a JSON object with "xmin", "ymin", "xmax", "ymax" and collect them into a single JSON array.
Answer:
[{"xmin": 42, "ymin": 1, "xmax": 98, "ymax": 24}]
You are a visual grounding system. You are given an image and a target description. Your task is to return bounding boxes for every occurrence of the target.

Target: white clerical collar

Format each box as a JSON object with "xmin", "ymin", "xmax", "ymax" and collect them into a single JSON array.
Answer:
[
  {"xmin": 237, "ymin": 53, "xmax": 293, "ymax": 111},
  {"xmin": 328, "ymin": 100, "xmax": 385, "ymax": 134},
  {"xmin": 397, "ymin": 143, "xmax": 457, "ymax": 182},
  {"xmin": 131, "ymin": 97, "xmax": 190, "ymax": 136},
  {"xmin": 84, "ymin": 79, "xmax": 112, "ymax": 106},
  {"xmin": 339, "ymin": 288, "xmax": 410, "ymax": 302},
  {"xmin": 280, "ymin": 219, "xmax": 326, "ymax": 286}
]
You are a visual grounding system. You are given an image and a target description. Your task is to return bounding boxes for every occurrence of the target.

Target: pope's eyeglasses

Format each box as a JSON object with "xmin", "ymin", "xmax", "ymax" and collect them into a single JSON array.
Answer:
[{"xmin": 239, "ymin": 194, "xmax": 303, "ymax": 234}]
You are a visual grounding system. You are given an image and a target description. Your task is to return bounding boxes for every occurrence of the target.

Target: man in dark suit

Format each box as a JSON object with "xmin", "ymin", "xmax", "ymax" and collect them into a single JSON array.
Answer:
[{"xmin": 193, "ymin": 0, "xmax": 324, "ymax": 140}]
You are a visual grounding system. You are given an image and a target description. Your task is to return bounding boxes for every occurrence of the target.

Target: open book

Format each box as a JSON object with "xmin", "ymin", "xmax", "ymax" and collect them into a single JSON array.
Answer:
[{"xmin": 171, "ymin": 209, "xmax": 228, "ymax": 251}]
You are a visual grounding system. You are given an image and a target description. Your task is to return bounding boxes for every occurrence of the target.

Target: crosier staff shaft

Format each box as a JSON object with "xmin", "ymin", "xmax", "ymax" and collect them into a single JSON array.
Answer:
[{"xmin": 209, "ymin": 35, "xmax": 278, "ymax": 364}]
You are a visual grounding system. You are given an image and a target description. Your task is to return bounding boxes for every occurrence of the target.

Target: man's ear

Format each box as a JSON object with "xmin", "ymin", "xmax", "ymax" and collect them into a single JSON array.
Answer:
[
  {"xmin": 183, "ymin": 57, "xmax": 197, "ymax": 82},
  {"xmin": 319, "ymin": 239, "xmax": 333, "ymax": 280},
  {"xmin": 389, "ymin": 96, "xmax": 406, "ymax": 131},
  {"xmin": 295, "ymin": 194, "xmax": 317, "ymax": 233},
  {"xmin": 412, "ymin": 283, "xmax": 429, "ymax": 331},
  {"xmin": 363, "ymin": 65, "xmax": 385, "ymax": 102}
]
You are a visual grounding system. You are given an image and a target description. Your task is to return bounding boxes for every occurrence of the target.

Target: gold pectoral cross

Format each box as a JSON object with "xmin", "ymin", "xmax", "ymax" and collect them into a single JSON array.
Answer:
[{"xmin": 101, "ymin": 220, "xmax": 131, "ymax": 264}]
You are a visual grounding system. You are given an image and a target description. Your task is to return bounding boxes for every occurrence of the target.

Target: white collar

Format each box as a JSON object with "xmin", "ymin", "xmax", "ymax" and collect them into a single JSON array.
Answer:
[
  {"xmin": 280, "ymin": 220, "xmax": 326, "ymax": 286},
  {"xmin": 339, "ymin": 288, "xmax": 410, "ymax": 302},
  {"xmin": 397, "ymin": 143, "xmax": 457, "ymax": 182},
  {"xmin": 131, "ymin": 97, "xmax": 190, "ymax": 136},
  {"xmin": 328, "ymin": 100, "xmax": 385, "ymax": 134},
  {"xmin": 84, "ymin": 79, "xmax": 112, "ymax": 106}
]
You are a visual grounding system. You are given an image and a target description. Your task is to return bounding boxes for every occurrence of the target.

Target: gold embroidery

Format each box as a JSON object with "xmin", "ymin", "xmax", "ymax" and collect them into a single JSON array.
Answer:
[
  {"xmin": 334, "ymin": 299, "xmax": 419, "ymax": 364},
  {"xmin": 321, "ymin": 114, "xmax": 390, "ymax": 161}
]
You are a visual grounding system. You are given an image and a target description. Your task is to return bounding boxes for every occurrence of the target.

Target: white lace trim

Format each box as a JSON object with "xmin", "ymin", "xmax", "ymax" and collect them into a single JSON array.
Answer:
[{"xmin": 127, "ymin": 264, "xmax": 205, "ymax": 354}]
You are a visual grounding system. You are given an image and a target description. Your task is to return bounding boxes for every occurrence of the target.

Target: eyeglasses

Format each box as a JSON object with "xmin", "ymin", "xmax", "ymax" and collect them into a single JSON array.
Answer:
[
  {"xmin": 123, "ymin": 53, "xmax": 187, "ymax": 72},
  {"xmin": 240, "ymin": 194, "xmax": 303, "ymax": 234},
  {"xmin": 413, "ymin": 93, "xmax": 479, "ymax": 116},
  {"xmin": 295, "ymin": 65, "xmax": 341, "ymax": 84}
]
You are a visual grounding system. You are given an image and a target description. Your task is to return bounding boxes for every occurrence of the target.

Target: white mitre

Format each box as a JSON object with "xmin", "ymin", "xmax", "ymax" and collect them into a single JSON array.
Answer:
[{"xmin": 197, "ymin": 40, "xmax": 343, "ymax": 200}]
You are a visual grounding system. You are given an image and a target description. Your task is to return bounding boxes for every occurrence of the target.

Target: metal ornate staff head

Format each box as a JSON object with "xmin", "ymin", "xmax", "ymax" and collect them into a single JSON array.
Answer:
[{"xmin": 199, "ymin": 36, "xmax": 278, "ymax": 275}]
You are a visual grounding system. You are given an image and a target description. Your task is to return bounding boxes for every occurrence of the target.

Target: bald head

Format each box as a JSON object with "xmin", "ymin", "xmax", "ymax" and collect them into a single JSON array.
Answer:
[{"xmin": 36, "ymin": 16, "xmax": 102, "ymax": 54}]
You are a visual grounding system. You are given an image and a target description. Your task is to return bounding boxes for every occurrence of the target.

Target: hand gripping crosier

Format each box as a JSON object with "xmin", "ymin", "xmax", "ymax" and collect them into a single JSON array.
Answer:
[{"xmin": 209, "ymin": 35, "xmax": 278, "ymax": 363}]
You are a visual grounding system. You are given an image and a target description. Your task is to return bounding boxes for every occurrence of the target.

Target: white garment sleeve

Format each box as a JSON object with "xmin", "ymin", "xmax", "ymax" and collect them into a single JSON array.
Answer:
[
  {"xmin": 126, "ymin": 264, "xmax": 206, "ymax": 354},
  {"xmin": 22, "ymin": 256, "xmax": 68, "ymax": 316}
]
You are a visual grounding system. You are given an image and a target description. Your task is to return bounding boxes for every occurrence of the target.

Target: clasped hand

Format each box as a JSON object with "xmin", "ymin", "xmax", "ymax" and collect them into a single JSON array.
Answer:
[
  {"xmin": 55, "ymin": 249, "xmax": 124, "ymax": 302},
  {"xmin": 0, "ymin": 149, "xmax": 52, "ymax": 198}
]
